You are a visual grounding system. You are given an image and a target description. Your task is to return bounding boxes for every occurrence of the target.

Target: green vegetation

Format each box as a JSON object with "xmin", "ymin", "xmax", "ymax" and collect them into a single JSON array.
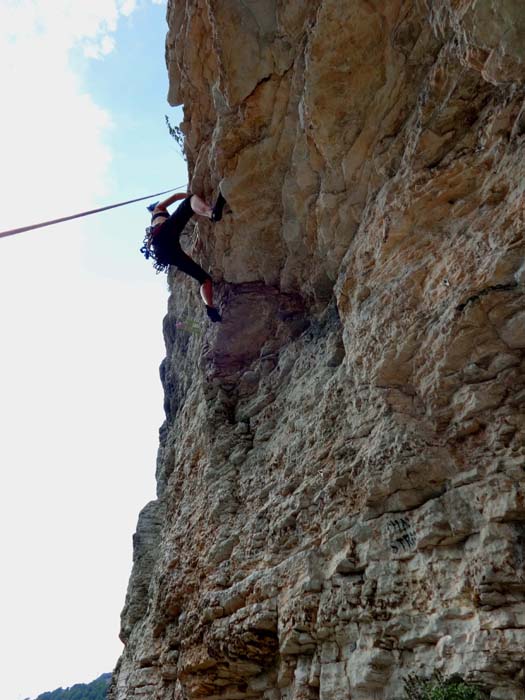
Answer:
[
  {"xmin": 165, "ymin": 115, "xmax": 186, "ymax": 160},
  {"xmin": 403, "ymin": 672, "xmax": 487, "ymax": 700},
  {"xmin": 31, "ymin": 673, "xmax": 111, "ymax": 700}
]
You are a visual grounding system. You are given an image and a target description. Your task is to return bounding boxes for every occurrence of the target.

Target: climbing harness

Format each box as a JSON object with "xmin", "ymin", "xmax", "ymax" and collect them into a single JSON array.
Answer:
[{"xmin": 0, "ymin": 186, "xmax": 187, "ymax": 240}]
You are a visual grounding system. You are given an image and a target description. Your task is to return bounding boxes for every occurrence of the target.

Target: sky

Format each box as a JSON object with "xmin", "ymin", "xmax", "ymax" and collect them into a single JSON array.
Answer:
[{"xmin": 0, "ymin": 1, "xmax": 188, "ymax": 698}]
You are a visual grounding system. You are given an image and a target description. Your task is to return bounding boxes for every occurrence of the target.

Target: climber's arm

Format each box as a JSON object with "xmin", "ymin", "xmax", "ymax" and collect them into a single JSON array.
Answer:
[{"xmin": 155, "ymin": 191, "xmax": 190, "ymax": 211}]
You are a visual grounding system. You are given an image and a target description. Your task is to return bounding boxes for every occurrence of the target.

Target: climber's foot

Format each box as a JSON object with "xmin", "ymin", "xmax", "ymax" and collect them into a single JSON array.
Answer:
[
  {"xmin": 211, "ymin": 193, "xmax": 227, "ymax": 222},
  {"xmin": 206, "ymin": 306, "xmax": 222, "ymax": 323}
]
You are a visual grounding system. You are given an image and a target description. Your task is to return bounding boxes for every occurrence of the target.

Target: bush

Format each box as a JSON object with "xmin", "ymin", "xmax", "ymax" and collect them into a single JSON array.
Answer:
[
  {"xmin": 34, "ymin": 673, "xmax": 111, "ymax": 700},
  {"xmin": 165, "ymin": 115, "xmax": 186, "ymax": 160},
  {"xmin": 403, "ymin": 672, "xmax": 487, "ymax": 700}
]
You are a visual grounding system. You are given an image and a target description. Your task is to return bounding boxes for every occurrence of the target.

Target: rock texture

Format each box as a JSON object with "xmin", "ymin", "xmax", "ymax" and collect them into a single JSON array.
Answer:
[{"xmin": 110, "ymin": 3, "xmax": 525, "ymax": 700}]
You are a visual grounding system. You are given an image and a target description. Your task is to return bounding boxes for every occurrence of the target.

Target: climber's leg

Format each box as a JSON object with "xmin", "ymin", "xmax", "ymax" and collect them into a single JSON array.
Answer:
[
  {"xmin": 174, "ymin": 250, "xmax": 222, "ymax": 322},
  {"xmin": 174, "ymin": 248, "xmax": 211, "ymax": 286},
  {"xmin": 200, "ymin": 279, "xmax": 222, "ymax": 322},
  {"xmin": 190, "ymin": 192, "xmax": 228, "ymax": 222},
  {"xmin": 199, "ymin": 278, "xmax": 213, "ymax": 306},
  {"xmin": 190, "ymin": 194, "xmax": 213, "ymax": 219}
]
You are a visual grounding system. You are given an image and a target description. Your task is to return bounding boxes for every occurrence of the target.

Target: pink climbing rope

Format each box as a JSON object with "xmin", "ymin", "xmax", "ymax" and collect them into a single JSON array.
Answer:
[{"xmin": 0, "ymin": 185, "xmax": 187, "ymax": 240}]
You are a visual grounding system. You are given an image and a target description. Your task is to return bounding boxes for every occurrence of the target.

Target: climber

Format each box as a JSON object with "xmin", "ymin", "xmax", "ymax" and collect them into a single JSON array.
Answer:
[{"xmin": 141, "ymin": 190, "xmax": 227, "ymax": 322}]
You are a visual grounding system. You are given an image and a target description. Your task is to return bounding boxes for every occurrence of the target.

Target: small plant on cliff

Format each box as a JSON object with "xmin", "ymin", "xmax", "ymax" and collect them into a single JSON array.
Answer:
[
  {"xmin": 175, "ymin": 317, "xmax": 202, "ymax": 336},
  {"xmin": 165, "ymin": 115, "xmax": 186, "ymax": 160},
  {"xmin": 403, "ymin": 672, "xmax": 486, "ymax": 700}
]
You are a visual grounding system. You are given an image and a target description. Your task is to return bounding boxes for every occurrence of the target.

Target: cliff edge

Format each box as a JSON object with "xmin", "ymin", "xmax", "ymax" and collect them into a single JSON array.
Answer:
[{"xmin": 110, "ymin": 3, "xmax": 525, "ymax": 699}]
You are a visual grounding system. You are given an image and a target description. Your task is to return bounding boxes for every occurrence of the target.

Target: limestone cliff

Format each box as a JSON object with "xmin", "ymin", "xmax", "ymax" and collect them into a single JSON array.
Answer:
[{"xmin": 110, "ymin": 3, "xmax": 525, "ymax": 699}]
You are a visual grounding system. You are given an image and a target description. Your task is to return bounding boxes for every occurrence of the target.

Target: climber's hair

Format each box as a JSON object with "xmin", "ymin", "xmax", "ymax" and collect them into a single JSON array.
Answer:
[{"xmin": 140, "ymin": 227, "xmax": 169, "ymax": 274}]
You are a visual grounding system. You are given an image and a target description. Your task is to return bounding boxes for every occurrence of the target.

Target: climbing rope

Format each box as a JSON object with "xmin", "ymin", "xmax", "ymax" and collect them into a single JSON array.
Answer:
[{"xmin": 0, "ymin": 185, "xmax": 188, "ymax": 240}]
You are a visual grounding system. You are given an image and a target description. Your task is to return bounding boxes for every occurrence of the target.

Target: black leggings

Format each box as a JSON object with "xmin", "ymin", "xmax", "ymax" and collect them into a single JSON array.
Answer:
[{"xmin": 151, "ymin": 196, "xmax": 211, "ymax": 285}]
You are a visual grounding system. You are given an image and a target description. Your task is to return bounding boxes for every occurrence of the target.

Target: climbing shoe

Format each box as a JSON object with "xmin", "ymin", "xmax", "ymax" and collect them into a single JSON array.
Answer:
[
  {"xmin": 147, "ymin": 201, "xmax": 159, "ymax": 212},
  {"xmin": 211, "ymin": 193, "xmax": 227, "ymax": 222},
  {"xmin": 206, "ymin": 306, "xmax": 222, "ymax": 323}
]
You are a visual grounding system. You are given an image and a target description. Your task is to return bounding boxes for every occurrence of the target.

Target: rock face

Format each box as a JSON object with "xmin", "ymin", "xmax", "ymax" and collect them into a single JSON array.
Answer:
[{"xmin": 110, "ymin": 3, "xmax": 525, "ymax": 700}]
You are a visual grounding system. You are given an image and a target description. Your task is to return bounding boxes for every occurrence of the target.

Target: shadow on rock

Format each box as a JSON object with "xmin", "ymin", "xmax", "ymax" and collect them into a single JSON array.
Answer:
[{"xmin": 203, "ymin": 282, "xmax": 309, "ymax": 378}]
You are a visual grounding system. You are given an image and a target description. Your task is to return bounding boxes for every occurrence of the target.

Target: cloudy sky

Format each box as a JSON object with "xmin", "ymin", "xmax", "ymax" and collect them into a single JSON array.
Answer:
[{"xmin": 0, "ymin": 1, "xmax": 188, "ymax": 698}]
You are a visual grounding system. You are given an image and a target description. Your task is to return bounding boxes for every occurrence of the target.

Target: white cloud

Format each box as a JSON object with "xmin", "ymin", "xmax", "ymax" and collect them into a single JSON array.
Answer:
[
  {"xmin": 120, "ymin": 0, "xmax": 138, "ymax": 16},
  {"xmin": 0, "ymin": 3, "xmax": 172, "ymax": 700},
  {"xmin": 0, "ymin": 0, "xmax": 140, "ymax": 225},
  {"xmin": 84, "ymin": 33, "xmax": 117, "ymax": 59},
  {"xmin": 0, "ymin": 246, "xmax": 166, "ymax": 699}
]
